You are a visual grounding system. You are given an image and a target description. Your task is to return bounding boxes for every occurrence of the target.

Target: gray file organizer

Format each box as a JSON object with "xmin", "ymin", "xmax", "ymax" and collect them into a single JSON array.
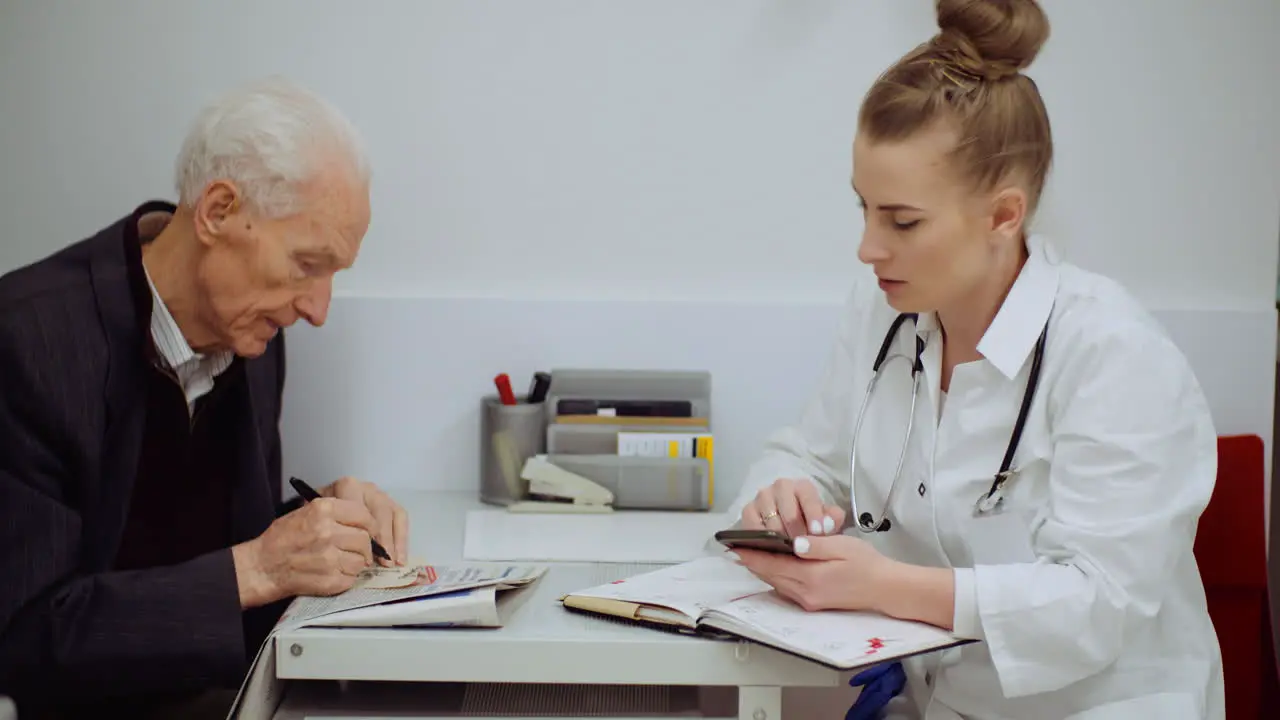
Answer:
[
  {"xmin": 542, "ymin": 369, "xmax": 714, "ymax": 511},
  {"xmin": 547, "ymin": 422, "xmax": 683, "ymax": 455},
  {"xmin": 546, "ymin": 454, "xmax": 712, "ymax": 510},
  {"xmin": 543, "ymin": 368, "xmax": 712, "ymax": 422}
]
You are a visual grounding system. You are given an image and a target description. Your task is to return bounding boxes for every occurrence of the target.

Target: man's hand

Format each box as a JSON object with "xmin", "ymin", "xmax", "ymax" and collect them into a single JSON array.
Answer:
[
  {"xmin": 231, "ymin": 497, "xmax": 378, "ymax": 608},
  {"xmin": 320, "ymin": 476, "xmax": 409, "ymax": 566},
  {"xmin": 732, "ymin": 534, "xmax": 891, "ymax": 613}
]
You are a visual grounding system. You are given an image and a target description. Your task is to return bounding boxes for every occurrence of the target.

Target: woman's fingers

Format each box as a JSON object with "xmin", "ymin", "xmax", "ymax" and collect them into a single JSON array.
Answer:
[
  {"xmin": 740, "ymin": 499, "xmax": 766, "ymax": 530},
  {"xmin": 793, "ymin": 480, "xmax": 837, "ymax": 535},
  {"xmin": 823, "ymin": 503, "xmax": 847, "ymax": 532},
  {"xmin": 754, "ymin": 489, "xmax": 787, "ymax": 534},
  {"xmin": 744, "ymin": 478, "xmax": 847, "ymax": 537},
  {"xmin": 772, "ymin": 482, "xmax": 807, "ymax": 538}
]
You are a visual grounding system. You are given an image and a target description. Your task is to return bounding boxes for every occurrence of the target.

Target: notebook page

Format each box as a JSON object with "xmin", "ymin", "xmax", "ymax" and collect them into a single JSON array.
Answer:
[
  {"xmin": 705, "ymin": 591, "xmax": 963, "ymax": 669},
  {"xmin": 568, "ymin": 555, "xmax": 770, "ymax": 620}
]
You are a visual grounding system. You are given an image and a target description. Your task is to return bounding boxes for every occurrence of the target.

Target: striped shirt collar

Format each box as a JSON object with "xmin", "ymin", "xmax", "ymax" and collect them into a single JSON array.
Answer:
[{"xmin": 141, "ymin": 265, "xmax": 233, "ymax": 387}]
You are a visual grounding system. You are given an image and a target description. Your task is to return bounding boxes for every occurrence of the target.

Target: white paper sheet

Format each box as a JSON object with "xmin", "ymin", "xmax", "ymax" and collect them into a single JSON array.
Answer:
[{"xmin": 463, "ymin": 508, "xmax": 730, "ymax": 563}]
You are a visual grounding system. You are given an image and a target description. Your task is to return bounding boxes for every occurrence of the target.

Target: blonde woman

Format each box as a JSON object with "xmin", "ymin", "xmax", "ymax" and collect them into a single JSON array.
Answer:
[{"xmin": 724, "ymin": 1, "xmax": 1223, "ymax": 718}]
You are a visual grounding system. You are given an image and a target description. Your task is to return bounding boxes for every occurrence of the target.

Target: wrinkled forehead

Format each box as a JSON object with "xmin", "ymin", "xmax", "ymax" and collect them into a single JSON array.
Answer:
[
  {"xmin": 852, "ymin": 125, "xmax": 962, "ymax": 205},
  {"xmin": 286, "ymin": 167, "xmax": 371, "ymax": 262},
  {"xmin": 309, "ymin": 155, "xmax": 371, "ymax": 227}
]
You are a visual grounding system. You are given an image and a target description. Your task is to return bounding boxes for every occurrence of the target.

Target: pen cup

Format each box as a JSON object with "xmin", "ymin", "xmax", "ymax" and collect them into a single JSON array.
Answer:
[{"xmin": 479, "ymin": 395, "xmax": 547, "ymax": 506}]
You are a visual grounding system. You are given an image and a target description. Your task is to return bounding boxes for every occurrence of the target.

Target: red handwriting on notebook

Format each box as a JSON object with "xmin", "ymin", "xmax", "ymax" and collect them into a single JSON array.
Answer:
[
  {"xmin": 864, "ymin": 637, "xmax": 886, "ymax": 656},
  {"xmin": 610, "ymin": 579, "xmax": 626, "ymax": 585}
]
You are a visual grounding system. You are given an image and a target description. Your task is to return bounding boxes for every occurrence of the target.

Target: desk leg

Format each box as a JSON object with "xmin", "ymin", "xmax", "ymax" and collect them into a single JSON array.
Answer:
[{"xmin": 738, "ymin": 686, "xmax": 783, "ymax": 720}]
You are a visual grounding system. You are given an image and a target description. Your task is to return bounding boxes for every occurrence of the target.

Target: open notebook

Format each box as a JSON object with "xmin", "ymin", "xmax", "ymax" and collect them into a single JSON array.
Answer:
[{"xmin": 560, "ymin": 555, "xmax": 972, "ymax": 670}]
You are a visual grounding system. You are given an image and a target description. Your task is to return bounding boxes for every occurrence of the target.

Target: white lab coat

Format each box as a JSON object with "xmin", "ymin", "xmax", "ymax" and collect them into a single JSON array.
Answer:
[{"xmin": 726, "ymin": 235, "xmax": 1225, "ymax": 719}]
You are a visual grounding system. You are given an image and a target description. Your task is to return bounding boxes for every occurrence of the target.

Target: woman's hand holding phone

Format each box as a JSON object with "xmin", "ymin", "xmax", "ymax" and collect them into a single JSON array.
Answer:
[{"xmin": 739, "ymin": 477, "xmax": 846, "ymax": 538}]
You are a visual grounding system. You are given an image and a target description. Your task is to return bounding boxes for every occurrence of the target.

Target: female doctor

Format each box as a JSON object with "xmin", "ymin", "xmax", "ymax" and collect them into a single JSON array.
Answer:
[{"xmin": 723, "ymin": 1, "xmax": 1224, "ymax": 718}]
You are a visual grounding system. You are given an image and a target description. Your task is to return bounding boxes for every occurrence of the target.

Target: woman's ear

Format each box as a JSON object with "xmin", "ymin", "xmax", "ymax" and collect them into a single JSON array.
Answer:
[{"xmin": 989, "ymin": 186, "xmax": 1027, "ymax": 243}]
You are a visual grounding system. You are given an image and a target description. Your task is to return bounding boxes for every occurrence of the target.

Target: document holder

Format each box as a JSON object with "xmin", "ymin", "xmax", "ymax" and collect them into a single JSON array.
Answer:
[
  {"xmin": 479, "ymin": 394, "xmax": 546, "ymax": 506},
  {"xmin": 545, "ymin": 454, "xmax": 712, "ymax": 511},
  {"xmin": 541, "ymin": 368, "xmax": 713, "ymax": 511},
  {"xmin": 547, "ymin": 422, "xmax": 681, "ymax": 455},
  {"xmin": 544, "ymin": 368, "xmax": 712, "ymax": 422}
]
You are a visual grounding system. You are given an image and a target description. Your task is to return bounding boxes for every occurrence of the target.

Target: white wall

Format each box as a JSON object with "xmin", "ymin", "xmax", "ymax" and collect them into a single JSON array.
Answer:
[
  {"xmin": 1, "ymin": 0, "xmax": 1277, "ymax": 492},
  {"xmin": 0, "ymin": 8, "xmax": 1274, "ymax": 468},
  {"xmin": 1, "ymin": 0, "xmax": 1277, "ymax": 307}
]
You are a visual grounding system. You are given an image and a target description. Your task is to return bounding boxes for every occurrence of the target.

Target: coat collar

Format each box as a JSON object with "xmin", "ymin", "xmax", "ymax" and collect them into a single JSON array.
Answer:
[
  {"xmin": 914, "ymin": 234, "xmax": 1061, "ymax": 380},
  {"xmin": 81, "ymin": 201, "xmax": 278, "ymax": 566},
  {"xmin": 87, "ymin": 200, "xmax": 176, "ymax": 363}
]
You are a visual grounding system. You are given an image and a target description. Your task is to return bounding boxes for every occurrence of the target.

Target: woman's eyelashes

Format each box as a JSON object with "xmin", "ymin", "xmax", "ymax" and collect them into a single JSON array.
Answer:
[{"xmin": 854, "ymin": 198, "xmax": 921, "ymax": 231}]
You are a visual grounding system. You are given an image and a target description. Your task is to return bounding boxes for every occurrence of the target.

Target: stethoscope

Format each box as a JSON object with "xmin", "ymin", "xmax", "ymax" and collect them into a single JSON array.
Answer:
[{"xmin": 849, "ymin": 312, "xmax": 1049, "ymax": 533}]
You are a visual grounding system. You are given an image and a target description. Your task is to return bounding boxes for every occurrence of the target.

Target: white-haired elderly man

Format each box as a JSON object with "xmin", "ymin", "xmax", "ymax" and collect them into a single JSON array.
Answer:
[{"xmin": 0, "ymin": 78, "xmax": 409, "ymax": 719}]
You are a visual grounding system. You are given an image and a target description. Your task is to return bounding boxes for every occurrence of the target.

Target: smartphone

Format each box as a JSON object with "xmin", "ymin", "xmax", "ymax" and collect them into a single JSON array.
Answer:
[{"xmin": 714, "ymin": 528, "xmax": 794, "ymax": 554}]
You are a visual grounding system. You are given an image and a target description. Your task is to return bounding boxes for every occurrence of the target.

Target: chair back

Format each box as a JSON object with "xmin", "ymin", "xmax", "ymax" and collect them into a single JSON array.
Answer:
[{"xmin": 1193, "ymin": 434, "xmax": 1273, "ymax": 718}]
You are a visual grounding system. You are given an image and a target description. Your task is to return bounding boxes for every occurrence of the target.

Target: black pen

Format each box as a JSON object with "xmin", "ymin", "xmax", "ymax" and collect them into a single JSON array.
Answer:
[
  {"xmin": 289, "ymin": 476, "xmax": 393, "ymax": 563},
  {"xmin": 527, "ymin": 371, "xmax": 552, "ymax": 404}
]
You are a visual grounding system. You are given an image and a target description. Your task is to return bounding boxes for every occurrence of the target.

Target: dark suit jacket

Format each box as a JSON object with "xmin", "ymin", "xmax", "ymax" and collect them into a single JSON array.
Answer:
[{"xmin": 0, "ymin": 202, "xmax": 296, "ymax": 712}]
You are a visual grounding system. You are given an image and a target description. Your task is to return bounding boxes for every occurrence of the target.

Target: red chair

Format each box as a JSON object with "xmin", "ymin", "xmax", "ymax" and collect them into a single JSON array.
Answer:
[{"xmin": 1193, "ymin": 434, "xmax": 1278, "ymax": 718}]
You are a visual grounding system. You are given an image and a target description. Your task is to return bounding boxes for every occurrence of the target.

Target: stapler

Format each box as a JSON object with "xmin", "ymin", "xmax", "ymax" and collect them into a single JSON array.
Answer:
[{"xmin": 507, "ymin": 455, "xmax": 615, "ymax": 513}]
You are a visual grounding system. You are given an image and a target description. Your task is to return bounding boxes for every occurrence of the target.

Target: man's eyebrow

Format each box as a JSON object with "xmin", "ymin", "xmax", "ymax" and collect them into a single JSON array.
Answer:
[
  {"xmin": 295, "ymin": 237, "xmax": 339, "ymax": 256},
  {"xmin": 294, "ymin": 247, "xmax": 341, "ymax": 267}
]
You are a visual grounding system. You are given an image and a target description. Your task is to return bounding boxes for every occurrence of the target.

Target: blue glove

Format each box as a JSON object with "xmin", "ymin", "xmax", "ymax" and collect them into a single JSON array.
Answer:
[{"xmin": 845, "ymin": 661, "xmax": 906, "ymax": 720}]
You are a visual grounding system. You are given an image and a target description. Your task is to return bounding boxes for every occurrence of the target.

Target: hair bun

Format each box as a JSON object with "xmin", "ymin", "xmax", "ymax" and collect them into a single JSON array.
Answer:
[{"xmin": 933, "ymin": 0, "xmax": 1050, "ymax": 81}]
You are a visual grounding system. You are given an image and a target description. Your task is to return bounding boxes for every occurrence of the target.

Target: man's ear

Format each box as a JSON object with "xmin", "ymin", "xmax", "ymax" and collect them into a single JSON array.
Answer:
[
  {"xmin": 989, "ymin": 186, "xmax": 1027, "ymax": 244},
  {"xmin": 193, "ymin": 181, "xmax": 243, "ymax": 246}
]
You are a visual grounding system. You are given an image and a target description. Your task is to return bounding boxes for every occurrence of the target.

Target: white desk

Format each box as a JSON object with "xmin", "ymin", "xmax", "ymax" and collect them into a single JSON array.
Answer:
[{"xmin": 271, "ymin": 491, "xmax": 851, "ymax": 719}]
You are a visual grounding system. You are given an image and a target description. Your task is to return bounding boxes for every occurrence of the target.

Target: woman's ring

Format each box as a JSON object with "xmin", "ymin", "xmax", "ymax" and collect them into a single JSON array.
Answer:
[{"xmin": 760, "ymin": 510, "xmax": 779, "ymax": 523}]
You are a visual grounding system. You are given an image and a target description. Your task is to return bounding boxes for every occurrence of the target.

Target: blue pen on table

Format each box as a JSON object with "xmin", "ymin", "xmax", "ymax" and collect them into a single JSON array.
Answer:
[{"xmin": 289, "ymin": 476, "xmax": 393, "ymax": 563}]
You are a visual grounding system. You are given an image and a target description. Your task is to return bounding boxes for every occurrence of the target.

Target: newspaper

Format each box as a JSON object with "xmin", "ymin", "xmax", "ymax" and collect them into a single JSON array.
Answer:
[
  {"xmin": 225, "ymin": 562, "xmax": 546, "ymax": 719},
  {"xmin": 350, "ymin": 561, "xmax": 433, "ymax": 590}
]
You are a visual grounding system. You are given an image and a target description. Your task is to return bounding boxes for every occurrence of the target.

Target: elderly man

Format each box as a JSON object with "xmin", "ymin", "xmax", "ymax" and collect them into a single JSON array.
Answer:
[{"xmin": 0, "ymin": 79, "xmax": 408, "ymax": 718}]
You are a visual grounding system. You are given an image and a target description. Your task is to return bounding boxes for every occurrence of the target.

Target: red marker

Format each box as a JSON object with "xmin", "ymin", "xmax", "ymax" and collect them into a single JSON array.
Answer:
[{"xmin": 494, "ymin": 373, "xmax": 518, "ymax": 405}]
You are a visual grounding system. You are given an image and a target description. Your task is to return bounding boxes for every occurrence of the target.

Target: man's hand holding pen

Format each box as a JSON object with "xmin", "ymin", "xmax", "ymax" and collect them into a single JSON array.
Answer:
[
  {"xmin": 230, "ymin": 476, "xmax": 411, "ymax": 608},
  {"xmin": 314, "ymin": 475, "xmax": 409, "ymax": 565}
]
